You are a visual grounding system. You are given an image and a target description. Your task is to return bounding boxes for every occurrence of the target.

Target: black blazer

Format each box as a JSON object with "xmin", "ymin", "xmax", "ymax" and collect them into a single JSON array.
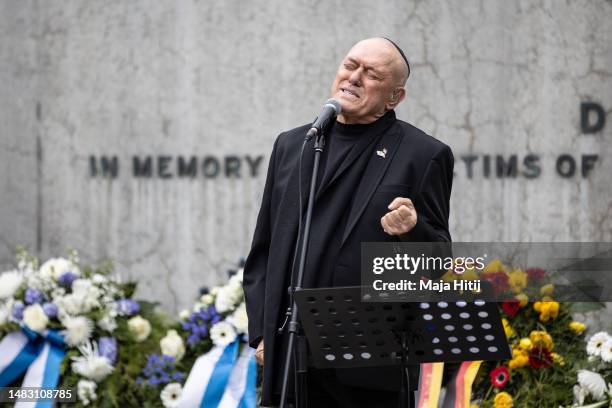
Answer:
[{"xmin": 243, "ymin": 113, "xmax": 454, "ymax": 405}]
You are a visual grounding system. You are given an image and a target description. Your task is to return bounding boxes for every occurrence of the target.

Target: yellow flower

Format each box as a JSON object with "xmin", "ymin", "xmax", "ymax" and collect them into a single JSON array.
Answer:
[
  {"xmin": 470, "ymin": 404, "xmax": 479, "ymax": 408},
  {"xmin": 461, "ymin": 268, "xmax": 480, "ymax": 281},
  {"xmin": 519, "ymin": 337, "xmax": 533, "ymax": 351},
  {"xmin": 533, "ymin": 301, "xmax": 559, "ymax": 322},
  {"xmin": 508, "ymin": 269, "xmax": 527, "ymax": 294},
  {"xmin": 515, "ymin": 293, "xmax": 529, "ymax": 307},
  {"xmin": 540, "ymin": 283, "xmax": 554, "ymax": 296},
  {"xmin": 442, "ymin": 269, "xmax": 456, "ymax": 282},
  {"xmin": 483, "ymin": 259, "xmax": 508, "ymax": 274},
  {"xmin": 494, "ymin": 391, "xmax": 514, "ymax": 408},
  {"xmin": 443, "ymin": 267, "xmax": 480, "ymax": 282},
  {"xmin": 509, "ymin": 345, "xmax": 530, "ymax": 369},
  {"xmin": 530, "ymin": 330, "xmax": 554, "ymax": 350},
  {"xmin": 551, "ymin": 352, "xmax": 565, "ymax": 366},
  {"xmin": 502, "ymin": 318, "xmax": 514, "ymax": 338},
  {"xmin": 569, "ymin": 321, "xmax": 586, "ymax": 334}
]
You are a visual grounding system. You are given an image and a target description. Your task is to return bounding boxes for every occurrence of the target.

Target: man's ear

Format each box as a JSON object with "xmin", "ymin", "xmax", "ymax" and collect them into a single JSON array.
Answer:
[{"xmin": 387, "ymin": 87, "xmax": 406, "ymax": 110}]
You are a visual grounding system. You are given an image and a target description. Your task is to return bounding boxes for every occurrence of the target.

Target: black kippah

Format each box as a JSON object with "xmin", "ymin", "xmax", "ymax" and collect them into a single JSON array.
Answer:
[{"xmin": 383, "ymin": 37, "xmax": 411, "ymax": 79}]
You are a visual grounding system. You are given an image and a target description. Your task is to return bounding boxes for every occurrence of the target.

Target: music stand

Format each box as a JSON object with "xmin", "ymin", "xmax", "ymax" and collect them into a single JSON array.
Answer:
[{"xmin": 294, "ymin": 285, "xmax": 511, "ymax": 408}]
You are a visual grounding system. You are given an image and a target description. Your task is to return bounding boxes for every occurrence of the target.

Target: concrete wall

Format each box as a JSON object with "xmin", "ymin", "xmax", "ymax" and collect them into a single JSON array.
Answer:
[{"xmin": 1, "ymin": 0, "xmax": 611, "ymax": 313}]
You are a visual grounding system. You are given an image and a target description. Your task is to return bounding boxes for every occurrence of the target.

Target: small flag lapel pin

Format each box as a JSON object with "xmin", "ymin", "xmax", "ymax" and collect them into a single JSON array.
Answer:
[{"xmin": 376, "ymin": 148, "xmax": 388, "ymax": 158}]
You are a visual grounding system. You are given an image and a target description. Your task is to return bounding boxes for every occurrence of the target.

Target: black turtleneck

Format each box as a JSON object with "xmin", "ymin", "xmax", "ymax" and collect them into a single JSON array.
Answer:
[{"xmin": 316, "ymin": 112, "xmax": 395, "ymax": 195}]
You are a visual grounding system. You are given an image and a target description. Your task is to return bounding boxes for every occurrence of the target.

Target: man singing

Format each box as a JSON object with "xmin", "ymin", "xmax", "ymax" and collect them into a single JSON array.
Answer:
[{"xmin": 243, "ymin": 37, "xmax": 454, "ymax": 407}]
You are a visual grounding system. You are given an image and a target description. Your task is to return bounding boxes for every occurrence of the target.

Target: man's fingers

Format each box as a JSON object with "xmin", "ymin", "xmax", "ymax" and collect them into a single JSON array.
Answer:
[
  {"xmin": 382, "ymin": 203, "xmax": 418, "ymax": 236},
  {"xmin": 255, "ymin": 351, "xmax": 264, "ymax": 366},
  {"xmin": 381, "ymin": 214, "xmax": 401, "ymax": 235},
  {"xmin": 387, "ymin": 210, "xmax": 405, "ymax": 226},
  {"xmin": 381, "ymin": 215, "xmax": 393, "ymax": 234},
  {"xmin": 396, "ymin": 205, "xmax": 412, "ymax": 219},
  {"xmin": 387, "ymin": 197, "xmax": 413, "ymax": 211},
  {"xmin": 255, "ymin": 340, "xmax": 264, "ymax": 366}
]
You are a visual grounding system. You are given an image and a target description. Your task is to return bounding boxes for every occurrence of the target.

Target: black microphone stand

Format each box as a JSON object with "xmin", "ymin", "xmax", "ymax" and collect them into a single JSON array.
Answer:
[{"xmin": 279, "ymin": 129, "xmax": 326, "ymax": 408}]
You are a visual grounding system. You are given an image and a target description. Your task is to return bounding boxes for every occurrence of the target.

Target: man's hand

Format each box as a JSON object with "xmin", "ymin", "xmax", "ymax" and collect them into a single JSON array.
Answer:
[
  {"xmin": 381, "ymin": 197, "xmax": 417, "ymax": 236},
  {"xmin": 255, "ymin": 339, "xmax": 264, "ymax": 366}
]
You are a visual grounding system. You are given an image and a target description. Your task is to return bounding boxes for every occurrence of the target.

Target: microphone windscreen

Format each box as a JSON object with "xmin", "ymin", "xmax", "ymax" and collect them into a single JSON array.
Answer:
[{"xmin": 325, "ymin": 98, "xmax": 342, "ymax": 114}]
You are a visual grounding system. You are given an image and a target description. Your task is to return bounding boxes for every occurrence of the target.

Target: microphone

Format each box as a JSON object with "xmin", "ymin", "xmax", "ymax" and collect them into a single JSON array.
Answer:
[{"xmin": 306, "ymin": 98, "xmax": 342, "ymax": 139}]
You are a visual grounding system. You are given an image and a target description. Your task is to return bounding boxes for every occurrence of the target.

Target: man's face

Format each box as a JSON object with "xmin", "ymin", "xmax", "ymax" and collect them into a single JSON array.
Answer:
[{"xmin": 331, "ymin": 39, "xmax": 404, "ymax": 124}]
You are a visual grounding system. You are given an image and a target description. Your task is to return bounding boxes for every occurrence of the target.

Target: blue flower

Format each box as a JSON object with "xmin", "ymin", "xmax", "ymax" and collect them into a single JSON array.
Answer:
[
  {"xmin": 12, "ymin": 301, "xmax": 24, "ymax": 320},
  {"xmin": 138, "ymin": 353, "xmax": 183, "ymax": 388},
  {"xmin": 116, "ymin": 299, "xmax": 140, "ymax": 316},
  {"xmin": 147, "ymin": 376, "xmax": 160, "ymax": 386},
  {"xmin": 24, "ymin": 288, "xmax": 44, "ymax": 305},
  {"xmin": 98, "ymin": 336, "xmax": 118, "ymax": 365},
  {"xmin": 181, "ymin": 304, "xmax": 222, "ymax": 346},
  {"xmin": 42, "ymin": 302, "xmax": 58, "ymax": 318},
  {"xmin": 58, "ymin": 271, "xmax": 78, "ymax": 289}
]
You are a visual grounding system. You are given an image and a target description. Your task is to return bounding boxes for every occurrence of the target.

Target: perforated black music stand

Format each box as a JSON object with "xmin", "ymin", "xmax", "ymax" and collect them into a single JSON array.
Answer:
[{"xmin": 294, "ymin": 285, "xmax": 511, "ymax": 408}]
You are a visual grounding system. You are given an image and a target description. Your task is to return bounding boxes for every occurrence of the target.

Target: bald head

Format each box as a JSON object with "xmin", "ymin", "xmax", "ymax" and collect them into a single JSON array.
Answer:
[
  {"xmin": 354, "ymin": 38, "xmax": 410, "ymax": 86},
  {"xmin": 330, "ymin": 37, "xmax": 409, "ymax": 124}
]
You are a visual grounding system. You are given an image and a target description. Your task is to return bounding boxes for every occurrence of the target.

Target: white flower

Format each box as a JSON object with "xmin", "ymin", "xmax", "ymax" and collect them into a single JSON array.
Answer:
[
  {"xmin": 214, "ymin": 285, "xmax": 242, "ymax": 313},
  {"xmin": 39, "ymin": 257, "xmax": 79, "ymax": 281},
  {"xmin": 51, "ymin": 287, "xmax": 66, "ymax": 298},
  {"xmin": 23, "ymin": 304, "xmax": 49, "ymax": 333},
  {"xmin": 210, "ymin": 321, "xmax": 237, "ymax": 346},
  {"xmin": 71, "ymin": 341, "xmax": 113, "ymax": 382},
  {"xmin": 54, "ymin": 294, "xmax": 86, "ymax": 316},
  {"xmin": 160, "ymin": 330, "xmax": 185, "ymax": 361},
  {"xmin": 228, "ymin": 303, "xmax": 248, "ymax": 335},
  {"xmin": 573, "ymin": 384, "xmax": 587, "ymax": 406},
  {"xmin": 77, "ymin": 379, "xmax": 97, "ymax": 406},
  {"xmin": 586, "ymin": 332, "xmax": 611, "ymax": 357},
  {"xmin": 62, "ymin": 316, "xmax": 94, "ymax": 346},
  {"xmin": 127, "ymin": 315, "xmax": 151, "ymax": 342},
  {"xmin": 601, "ymin": 338, "xmax": 612, "ymax": 363},
  {"xmin": 199, "ymin": 294, "xmax": 214, "ymax": 305},
  {"xmin": 97, "ymin": 313, "xmax": 117, "ymax": 333},
  {"xmin": 578, "ymin": 370, "xmax": 607, "ymax": 401},
  {"xmin": 160, "ymin": 382, "xmax": 182, "ymax": 408},
  {"xmin": 71, "ymin": 279, "xmax": 101, "ymax": 312},
  {"xmin": 0, "ymin": 270, "xmax": 23, "ymax": 300},
  {"xmin": 91, "ymin": 274, "xmax": 107, "ymax": 285},
  {"xmin": 228, "ymin": 272, "xmax": 243, "ymax": 288},
  {"xmin": 179, "ymin": 309, "xmax": 190, "ymax": 320},
  {"xmin": 192, "ymin": 302, "xmax": 205, "ymax": 312}
]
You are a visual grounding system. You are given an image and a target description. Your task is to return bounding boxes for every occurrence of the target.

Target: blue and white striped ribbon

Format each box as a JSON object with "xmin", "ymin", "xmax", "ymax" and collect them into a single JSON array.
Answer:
[
  {"xmin": 0, "ymin": 331, "xmax": 39, "ymax": 386},
  {"xmin": 0, "ymin": 328, "xmax": 66, "ymax": 408},
  {"xmin": 178, "ymin": 341, "xmax": 257, "ymax": 408}
]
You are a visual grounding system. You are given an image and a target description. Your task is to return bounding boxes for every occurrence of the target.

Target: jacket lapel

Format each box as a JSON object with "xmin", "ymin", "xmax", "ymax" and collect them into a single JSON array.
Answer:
[
  {"xmin": 300, "ymin": 138, "xmax": 316, "ymax": 208},
  {"xmin": 340, "ymin": 125, "xmax": 402, "ymax": 247}
]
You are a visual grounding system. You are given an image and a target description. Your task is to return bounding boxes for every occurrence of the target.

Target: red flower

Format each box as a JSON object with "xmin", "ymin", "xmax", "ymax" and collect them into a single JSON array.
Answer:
[
  {"xmin": 501, "ymin": 301, "xmax": 520, "ymax": 318},
  {"xmin": 482, "ymin": 272, "xmax": 509, "ymax": 294},
  {"xmin": 526, "ymin": 267, "xmax": 546, "ymax": 281},
  {"xmin": 529, "ymin": 347, "xmax": 552, "ymax": 369},
  {"xmin": 490, "ymin": 365, "xmax": 509, "ymax": 389}
]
